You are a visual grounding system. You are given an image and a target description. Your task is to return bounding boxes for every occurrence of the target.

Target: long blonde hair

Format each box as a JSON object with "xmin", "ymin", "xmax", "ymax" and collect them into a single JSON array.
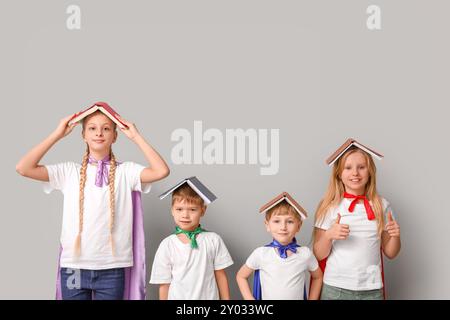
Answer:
[
  {"xmin": 74, "ymin": 112, "xmax": 117, "ymax": 257},
  {"xmin": 313, "ymin": 147, "xmax": 384, "ymax": 240}
]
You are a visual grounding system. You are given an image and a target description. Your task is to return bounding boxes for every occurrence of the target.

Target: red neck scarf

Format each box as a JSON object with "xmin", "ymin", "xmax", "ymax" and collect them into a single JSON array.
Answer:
[{"xmin": 344, "ymin": 192, "xmax": 375, "ymax": 220}]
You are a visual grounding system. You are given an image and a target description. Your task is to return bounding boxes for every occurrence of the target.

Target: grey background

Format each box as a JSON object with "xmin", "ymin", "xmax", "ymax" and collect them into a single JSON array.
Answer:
[{"xmin": 1, "ymin": 0, "xmax": 449, "ymax": 299}]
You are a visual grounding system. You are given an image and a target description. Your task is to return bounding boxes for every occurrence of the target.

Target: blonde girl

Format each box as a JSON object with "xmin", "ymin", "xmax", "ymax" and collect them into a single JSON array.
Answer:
[
  {"xmin": 313, "ymin": 140, "xmax": 401, "ymax": 300},
  {"xmin": 16, "ymin": 103, "xmax": 170, "ymax": 300}
]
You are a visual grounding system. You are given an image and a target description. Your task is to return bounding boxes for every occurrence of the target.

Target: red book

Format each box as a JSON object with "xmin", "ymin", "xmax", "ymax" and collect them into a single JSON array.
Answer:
[
  {"xmin": 259, "ymin": 191, "xmax": 308, "ymax": 221},
  {"xmin": 325, "ymin": 138, "xmax": 383, "ymax": 166},
  {"xmin": 68, "ymin": 102, "xmax": 128, "ymax": 129}
]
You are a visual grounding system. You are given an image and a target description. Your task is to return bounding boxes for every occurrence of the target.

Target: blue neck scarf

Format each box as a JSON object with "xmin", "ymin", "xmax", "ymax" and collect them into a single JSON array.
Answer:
[{"xmin": 265, "ymin": 238, "xmax": 300, "ymax": 258}]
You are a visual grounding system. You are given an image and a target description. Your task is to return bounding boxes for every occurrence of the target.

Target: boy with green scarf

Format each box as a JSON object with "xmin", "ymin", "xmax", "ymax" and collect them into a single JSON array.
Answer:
[{"xmin": 150, "ymin": 177, "xmax": 234, "ymax": 299}]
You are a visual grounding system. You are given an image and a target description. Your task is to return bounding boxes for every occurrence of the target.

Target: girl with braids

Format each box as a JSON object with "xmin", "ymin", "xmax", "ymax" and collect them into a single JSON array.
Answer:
[{"xmin": 16, "ymin": 103, "xmax": 170, "ymax": 300}]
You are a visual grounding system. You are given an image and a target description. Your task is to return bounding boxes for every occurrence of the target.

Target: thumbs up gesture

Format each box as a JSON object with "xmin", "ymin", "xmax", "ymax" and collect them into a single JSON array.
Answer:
[
  {"xmin": 385, "ymin": 212, "xmax": 400, "ymax": 238},
  {"xmin": 326, "ymin": 213, "xmax": 350, "ymax": 241}
]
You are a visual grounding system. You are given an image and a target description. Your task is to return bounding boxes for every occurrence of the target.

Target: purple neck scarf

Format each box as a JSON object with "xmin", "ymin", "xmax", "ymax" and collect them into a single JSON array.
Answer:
[{"xmin": 88, "ymin": 154, "xmax": 111, "ymax": 187}]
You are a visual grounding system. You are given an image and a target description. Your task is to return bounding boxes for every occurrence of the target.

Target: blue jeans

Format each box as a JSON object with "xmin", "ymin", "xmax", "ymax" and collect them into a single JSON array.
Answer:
[{"xmin": 60, "ymin": 267, "xmax": 125, "ymax": 300}]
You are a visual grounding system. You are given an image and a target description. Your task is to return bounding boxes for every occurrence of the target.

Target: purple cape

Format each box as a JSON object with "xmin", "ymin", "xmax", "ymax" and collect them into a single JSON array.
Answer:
[{"xmin": 55, "ymin": 191, "xmax": 146, "ymax": 300}]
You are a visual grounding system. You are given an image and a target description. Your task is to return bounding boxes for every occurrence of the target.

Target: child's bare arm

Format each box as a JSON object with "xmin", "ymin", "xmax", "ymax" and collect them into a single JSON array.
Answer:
[
  {"xmin": 115, "ymin": 117, "xmax": 170, "ymax": 183},
  {"xmin": 214, "ymin": 269, "xmax": 231, "ymax": 300},
  {"xmin": 308, "ymin": 267, "xmax": 323, "ymax": 300},
  {"xmin": 313, "ymin": 229, "xmax": 333, "ymax": 261},
  {"xmin": 16, "ymin": 115, "xmax": 77, "ymax": 181},
  {"xmin": 236, "ymin": 264, "xmax": 255, "ymax": 300},
  {"xmin": 314, "ymin": 215, "xmax": 349, "ymax": 261},
  {"xmin": 382, "ymin": 212, "xmax": 401, "ymax": 259},
  {"xmin": 159, "ymin": 283, "xmax": 170, "ymax": 300}
]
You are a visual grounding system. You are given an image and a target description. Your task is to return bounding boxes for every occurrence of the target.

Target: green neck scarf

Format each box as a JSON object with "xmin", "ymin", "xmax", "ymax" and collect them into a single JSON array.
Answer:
[{"xmin": 174, "ymin": 225, "xmax": 205, "ymax": 249}]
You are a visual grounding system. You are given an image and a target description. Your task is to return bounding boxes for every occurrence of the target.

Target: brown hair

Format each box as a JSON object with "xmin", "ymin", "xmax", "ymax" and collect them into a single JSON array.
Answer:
[
  {"xmin": 313, "ymin": 147, "xmax": 384, "ymax": 240},
  {"xmin": 265, "ymin": 201, "xmax": 302, "ymax": 222},
  {"xmin": 74, "ymin": 112, "xmax": 117, "ymax": 257},
  {"xmin": 171, "ymin": 184, "xmax": 205, "ymax": 207}
]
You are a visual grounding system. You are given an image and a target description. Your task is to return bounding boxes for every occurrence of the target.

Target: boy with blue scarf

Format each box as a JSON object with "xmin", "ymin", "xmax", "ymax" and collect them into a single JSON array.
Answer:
[{"xmin": 236, "ymin": 192, "xmax": 323, "ymax": 300}]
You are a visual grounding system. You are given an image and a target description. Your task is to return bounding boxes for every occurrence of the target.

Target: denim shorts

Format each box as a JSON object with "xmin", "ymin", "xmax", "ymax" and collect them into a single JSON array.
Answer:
[
  {"xmin": 60, "ymin": 267, "xmax": 125, "ymax": 300},
  {"xmin": 320, "ymin": 283, "xmax": 384, "ymax": 300}
]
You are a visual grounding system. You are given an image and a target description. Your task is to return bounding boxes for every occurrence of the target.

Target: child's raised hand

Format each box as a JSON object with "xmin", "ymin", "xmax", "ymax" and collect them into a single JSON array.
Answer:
[
  {"xmin": 116, "ymin": 116, "xmax": 140, "ymax": 141},
  {"xmin": 326, "ymin": 213, "xmax": 350, "ymax": 241},
  {"xmin": 385, "ymin": 212, "xmax": 400, "ymax": 238},
  {"xmin": 53, "ymin": 114, "xmax": 78, "ymax": 139}
]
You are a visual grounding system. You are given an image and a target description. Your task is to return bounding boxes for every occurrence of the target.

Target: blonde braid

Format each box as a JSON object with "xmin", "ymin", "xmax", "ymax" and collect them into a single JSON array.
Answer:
[
  {"xmin": 75, "ymin": 146, "xmax": 89, "ymax": 257},
  {"xmin": 108, "ymin": 151, "xmax": 117, "ymax": 256}
]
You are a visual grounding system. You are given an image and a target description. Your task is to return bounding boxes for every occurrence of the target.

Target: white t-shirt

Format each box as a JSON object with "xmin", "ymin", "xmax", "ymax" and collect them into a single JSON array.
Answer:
[
  {"xmin": 315, "ymin": 197, "xmax": 394, "ymax": 291},
  {"xmin": 44, "ymin": 161, "xmax": 151, "ymax": 270},
  {"xmin": 149, "ymin": 232, "xmax": 234, "ymax": 300},
  {"xmin": 246, "ymin": 246, "xmax": 318, "ymax": 300}
]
